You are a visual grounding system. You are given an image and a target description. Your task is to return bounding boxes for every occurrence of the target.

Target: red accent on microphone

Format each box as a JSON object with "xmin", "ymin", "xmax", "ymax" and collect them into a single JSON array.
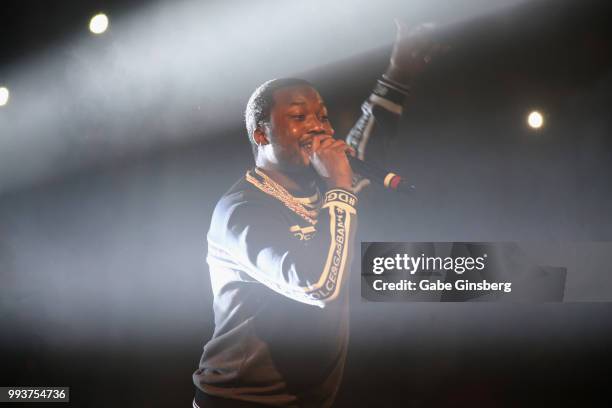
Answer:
[{"xmin": 390, "ymin": 175, "xmax": 402, "ymax": 190}]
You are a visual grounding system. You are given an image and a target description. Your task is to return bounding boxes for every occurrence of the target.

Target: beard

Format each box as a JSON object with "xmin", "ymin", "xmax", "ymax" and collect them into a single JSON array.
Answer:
[
  {"xmin": 274, "ymin": 152, "xmax": 320, "ymax": 193},
  {"xmin": 280, "ymin": 160, "xmax": 318, "ymax": 182}
]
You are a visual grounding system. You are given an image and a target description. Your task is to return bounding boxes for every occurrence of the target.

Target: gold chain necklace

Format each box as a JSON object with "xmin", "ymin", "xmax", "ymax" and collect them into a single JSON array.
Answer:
[{"xmin": 246, "ymin": 168, "xmax": 319, "ymax": 225}]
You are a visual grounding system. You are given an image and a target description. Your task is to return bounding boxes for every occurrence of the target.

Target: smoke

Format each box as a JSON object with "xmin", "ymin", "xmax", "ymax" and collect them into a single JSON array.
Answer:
[{"xmin": 0, "ymin": 0, "xmax": 529, "ymax": 194}]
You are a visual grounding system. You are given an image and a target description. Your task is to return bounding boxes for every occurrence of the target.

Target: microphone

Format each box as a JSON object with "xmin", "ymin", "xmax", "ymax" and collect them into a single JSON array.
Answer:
[{"xmin": 347, "ymin": 155, "xmax": 415, "ymax": 194}]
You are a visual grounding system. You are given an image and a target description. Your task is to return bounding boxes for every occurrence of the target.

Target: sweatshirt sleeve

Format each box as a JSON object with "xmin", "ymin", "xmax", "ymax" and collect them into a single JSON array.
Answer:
[
  {"xmin": 346, "ymin": 76, "xmax": 409, "ymax": 162},
  {"xmin": 207, "ymin": 188, "xmax": 358, "ymax": 308}
]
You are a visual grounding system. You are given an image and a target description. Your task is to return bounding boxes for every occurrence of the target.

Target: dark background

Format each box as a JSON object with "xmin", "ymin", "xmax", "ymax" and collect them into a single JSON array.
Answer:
[{"xmin": 1, "ymin": 0, "xmax": 611, "ymax": 406}]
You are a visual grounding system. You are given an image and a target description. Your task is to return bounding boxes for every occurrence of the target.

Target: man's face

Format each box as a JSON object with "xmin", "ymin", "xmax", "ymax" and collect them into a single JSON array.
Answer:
[{"xmin": 261, "ymin": 85, "xmax": 335, "ymax": 171}]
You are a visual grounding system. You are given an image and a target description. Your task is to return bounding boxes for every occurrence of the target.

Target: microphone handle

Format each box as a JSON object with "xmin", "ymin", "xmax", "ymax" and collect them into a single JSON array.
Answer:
[{"xmin": 347, "ymin": 155, "xmax": 415, "ymax": 194}]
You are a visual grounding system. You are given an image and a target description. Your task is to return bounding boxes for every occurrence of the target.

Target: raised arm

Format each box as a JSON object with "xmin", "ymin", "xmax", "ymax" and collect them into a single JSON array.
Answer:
[{"xmin": 347, "ymin": 21, "xmax": 445, "ymax": 161}]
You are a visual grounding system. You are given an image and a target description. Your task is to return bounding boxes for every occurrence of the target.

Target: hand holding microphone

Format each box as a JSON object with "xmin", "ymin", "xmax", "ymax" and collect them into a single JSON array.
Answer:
[
  {"xmin": 309, "ymin": 135, "xmax": 354, "ymax": 191},
  {"xmin": 309, "ymin": 134, "xmax": 414, "ymax": 195}
]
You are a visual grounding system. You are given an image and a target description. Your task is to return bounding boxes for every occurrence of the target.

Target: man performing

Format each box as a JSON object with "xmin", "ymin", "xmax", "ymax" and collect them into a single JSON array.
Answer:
[{"xmin": 193, "ymin": 22, "xmax": 441, "ymax": 407}]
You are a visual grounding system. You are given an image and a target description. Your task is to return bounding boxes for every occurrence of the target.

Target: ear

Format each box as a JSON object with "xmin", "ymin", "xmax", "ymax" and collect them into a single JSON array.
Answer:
[{"xmin": 253, "ymin": 125, "xmax": 269, "ymax": 146}]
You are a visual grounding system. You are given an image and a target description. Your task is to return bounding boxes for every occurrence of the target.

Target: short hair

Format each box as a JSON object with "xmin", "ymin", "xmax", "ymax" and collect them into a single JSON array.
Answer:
[{"xmin": 244, "ymin": 78, "xmax": 314, "ymax": 146}]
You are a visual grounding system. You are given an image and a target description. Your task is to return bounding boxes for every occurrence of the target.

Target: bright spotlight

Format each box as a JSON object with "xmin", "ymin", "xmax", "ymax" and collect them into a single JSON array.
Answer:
[
  {"xmin": 527, "ymin": 110, "xmax": 544, "ymax": 129},
  {"xmin": 89, "ymin": 13, "xmax": 109, "ymax": 34},
  {"xmin": 0, "ymin": 86, "xmax": 9, "ymax": 107}
]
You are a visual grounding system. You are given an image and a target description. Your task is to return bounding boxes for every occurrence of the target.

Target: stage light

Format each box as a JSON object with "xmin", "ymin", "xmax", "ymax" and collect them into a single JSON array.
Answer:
[
  {"xmin": 89, "ymin": 13, "xmax": 109, "ymax": 34},
  {"xmin": 0, "ymin": 86, "xmax": 9, "ymax": 107},
  {"xmin": 527, "ymin": 110, "xmax": 544, "ymax": 129}
]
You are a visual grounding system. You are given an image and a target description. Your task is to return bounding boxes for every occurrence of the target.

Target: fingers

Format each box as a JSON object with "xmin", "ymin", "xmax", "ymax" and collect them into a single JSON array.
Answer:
[
  {"xmin": 332, "ymin": 140, "xmax": 355, "ymax": 157},
  {"xmin": 310, "ymin": 134, "xmax": 331, "ymax": 154},
  {"xmin": 317, "ymin": 136, "xmax": 336, "ymax": 152},
  {"xmin": 311, "ymin": 137, "xmax": 353, "ymax": 159},
  {"xmin": 413, "ymin": 25, "xmax": 450, "ymax": 65},
  {"xmin": 327, "ymin": 139, "xmax": 351, "ymax": 154},
  {"xmin": 387, "ymin": 19, "xmax": 450, "ymax": 85},
  {"xmin": 394, "ymin": 19, "xmax": 436, "ymax": 38},
  {"xmin": 347, "ymin": 146, "xmax": 357, "ymax": 157},
  {"xmin": 311, "ymin": 135, "xmax": 339, "ymax": 150},
  {"xmin": 308, "ymin": 137, "xmax": 354, "ymax": 187},
  {"xmin": 415, "ymin": 23, "xmax": 450, "ymax": 60}
]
